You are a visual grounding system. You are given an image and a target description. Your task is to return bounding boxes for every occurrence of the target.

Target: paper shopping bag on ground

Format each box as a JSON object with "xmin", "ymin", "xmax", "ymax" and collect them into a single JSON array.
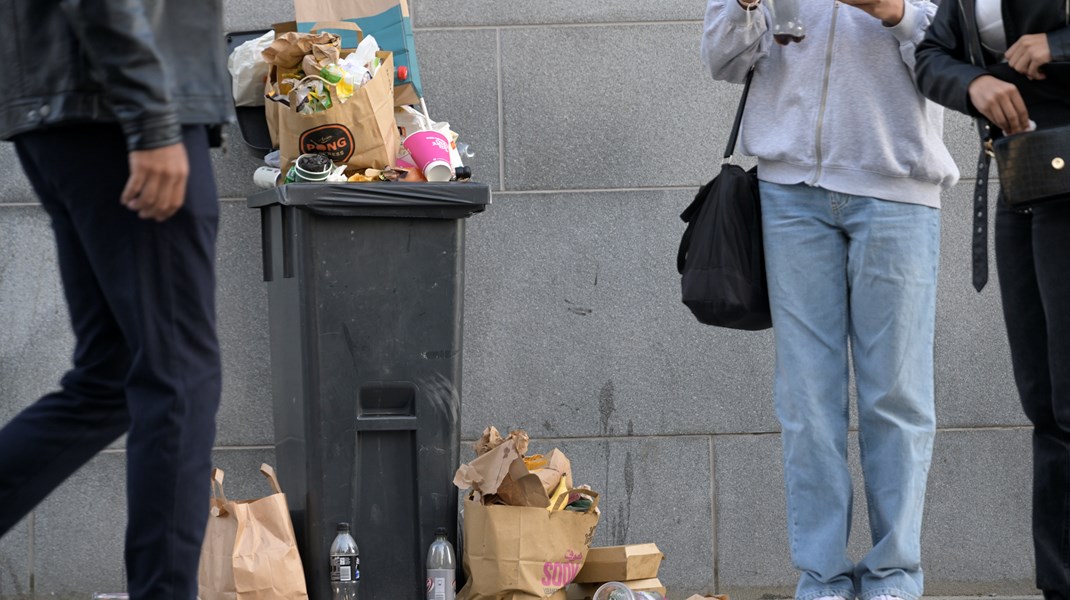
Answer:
[
  {"xmin": 459, "ymin": 490, "xmax": 600, "ymax": 600},
  {"xmin": 290, "ymin": 0, "xmax": 423, "ymax": 106},
  {"xmin": 198, "ymin": 464, "xmax": 309, "ymax": 600}
]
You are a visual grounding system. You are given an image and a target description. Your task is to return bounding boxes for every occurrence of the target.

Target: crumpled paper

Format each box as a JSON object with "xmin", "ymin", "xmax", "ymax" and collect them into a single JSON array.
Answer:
[
  {"xmin": 261, "ymin": 31, "xmax": 339, "ymax": 70},
  {"xmin": 453, "ymin": 427, "xmax": 529, "ymax": 497},
  {"xmin": 454, "ymin": 427, "xmax": 579, "ymax": 510}
]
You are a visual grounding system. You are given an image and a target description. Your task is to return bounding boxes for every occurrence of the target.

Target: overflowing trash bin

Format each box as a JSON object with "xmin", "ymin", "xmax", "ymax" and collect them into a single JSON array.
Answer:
[
  {"xmin": 227, "ymin": 5, "xmax": 491, "ymax": 594},
  {"xmin": 248, "ymin": 181, "xmax": 489, "ymax": 599}
]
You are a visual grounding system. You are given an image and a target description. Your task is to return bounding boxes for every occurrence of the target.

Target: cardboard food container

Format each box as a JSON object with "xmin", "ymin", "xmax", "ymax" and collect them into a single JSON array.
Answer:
[
  {"xmin": 566, "ymin": 578, "xmax": 667, "ymax": 600},
  {"xmin": 572, "ymin": 543, "xmax": 664, "ymax": 583}
]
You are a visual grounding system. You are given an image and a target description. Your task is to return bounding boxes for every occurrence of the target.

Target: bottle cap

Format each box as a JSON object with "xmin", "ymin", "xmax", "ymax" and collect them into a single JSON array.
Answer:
[
  {"xmin": 337, "ymin": 522, "xmax": 351, "ymax": 532},
  {"xmin": 435, "ymin": 527, "xmax": 448, "ymax": 536}
]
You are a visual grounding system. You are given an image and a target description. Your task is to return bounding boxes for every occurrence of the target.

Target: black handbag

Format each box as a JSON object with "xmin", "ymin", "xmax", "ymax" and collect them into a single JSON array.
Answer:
[
  {"xmin": 677, "ymin": 69, "xmax": 771, "ymax": 331},
  {"xmin": 992, "ymin": 124, "xmax": 1070, "ymax": 206}
]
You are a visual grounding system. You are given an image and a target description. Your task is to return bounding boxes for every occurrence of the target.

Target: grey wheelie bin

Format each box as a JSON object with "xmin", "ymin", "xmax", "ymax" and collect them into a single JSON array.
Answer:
[{"xmin": 248, "ymin": 181, "xmax": 490, "ymax": 599}]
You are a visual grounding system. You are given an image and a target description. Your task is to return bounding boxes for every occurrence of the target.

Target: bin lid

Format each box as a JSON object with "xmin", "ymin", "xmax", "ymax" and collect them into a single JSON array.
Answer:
[{"xmin": 247, "ymin": 182, "xmax": 491, "ymax": 219}]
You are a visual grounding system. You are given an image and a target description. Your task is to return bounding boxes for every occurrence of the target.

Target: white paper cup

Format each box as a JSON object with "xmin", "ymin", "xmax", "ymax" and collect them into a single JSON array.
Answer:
[{"xmin": 253, "ymin": 166, "xmax": 281, "ymax": 189}]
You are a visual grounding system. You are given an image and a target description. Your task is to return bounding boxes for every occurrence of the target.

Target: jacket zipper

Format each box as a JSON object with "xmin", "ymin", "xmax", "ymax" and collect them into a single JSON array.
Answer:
[{"xmin": 809, "ymin": 1, "xmax": 841, "ymax": 186}]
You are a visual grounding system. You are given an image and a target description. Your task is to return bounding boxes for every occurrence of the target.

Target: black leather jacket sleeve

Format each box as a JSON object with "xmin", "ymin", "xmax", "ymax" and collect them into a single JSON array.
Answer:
[
  {"xmin": 1050, "ymin": 26, "xmax": 1070, "ymax": 61},
  {"xmin": 914, "ymin": 0, "xmax": 990, "ymax": 118},
  {"xmin": 59, "ymin": 0, "xmax": 181, "ymax": 151}
]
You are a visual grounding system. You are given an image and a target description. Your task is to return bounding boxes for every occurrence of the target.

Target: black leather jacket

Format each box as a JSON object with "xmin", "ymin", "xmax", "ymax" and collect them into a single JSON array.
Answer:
[
  {"xmin": 0, "ymin": 0, "xmax": 233, "ymax": 151},
  {"xmin": 915, "ymin": 0, "xmax": 1070, "ymax": 127}
]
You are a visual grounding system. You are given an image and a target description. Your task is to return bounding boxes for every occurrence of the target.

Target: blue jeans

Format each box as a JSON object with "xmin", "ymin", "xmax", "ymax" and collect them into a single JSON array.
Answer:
[{"xmin": 760, "ymin": 182, "xmax": 939, "ymax": 600}]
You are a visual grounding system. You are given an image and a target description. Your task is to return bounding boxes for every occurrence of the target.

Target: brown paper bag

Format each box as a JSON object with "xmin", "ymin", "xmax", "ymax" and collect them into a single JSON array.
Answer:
[
  {"xmin": 276, "ymin": 49, "xmax": 398, "ymax": 174},
  {"xmin": 198, "ymin": 464, "xmax": 309, "ymax": 600},
  {"xmin": 265, "ymin": 21, "xmax": 399, "ymax": 173},
  {"xmin": 459, "ymin": 490, "xmax": 601, "ymax": 600}
]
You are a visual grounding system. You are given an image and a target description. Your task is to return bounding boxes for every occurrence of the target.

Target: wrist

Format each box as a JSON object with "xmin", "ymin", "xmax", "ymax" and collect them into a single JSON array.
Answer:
[{"xmin": 879, "ymin": 0, "xmax": 905, "ymax": 26}]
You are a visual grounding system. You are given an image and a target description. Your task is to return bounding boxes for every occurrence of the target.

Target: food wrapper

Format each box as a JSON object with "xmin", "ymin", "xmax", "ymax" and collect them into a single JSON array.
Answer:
[
  {"xmin": 534, "ymin": 448, "xmax": 572, "ymax": 495},
  {"xmin": 473, "ymin": 425, "xmax": 507, "ymax": 456},
  {"xmin": 453, "ymin": 428, "xmax": 529, "ymax": 497},
  {"xmin": 301, "ymin": 41, "xmax": 341, "ymax": 78},
  {"xmin": 494, "ymin": 458, "xmax": 550, "ymax": 508}
]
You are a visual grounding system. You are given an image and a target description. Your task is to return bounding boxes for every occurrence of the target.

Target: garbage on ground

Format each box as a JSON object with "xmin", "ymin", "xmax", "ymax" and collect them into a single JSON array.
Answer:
[
  {"xmin": 573, "ymin": 544, "xmax": 664, "ymax": 584},
  {"xmin": 198, "ymin": 464, "xmax": 308, "ymax": 600},
  {"xmin": 684, "ymin": 596, "xmax": 730, "ymax": 600},
  {"xmin": 454, "ymin": 427, "xmax": 582, "ymax": 511},
  {"xmin": 456, "ymin": 427, "xmax": 600, "ymax": 600},
  {"xmin": 570, "ymin": 579, "xmax": 666, "ymax": 600},
  {"xmin": 587, "ymin": 581, "xmax": 664, "ymax": 600},
  {"xmin": 567, "ymin": 544, "xmax": 666, "ymax": 600},
  {"xmin": 427, "ymin": 527, "xmax": 457, "ymax": 600}
]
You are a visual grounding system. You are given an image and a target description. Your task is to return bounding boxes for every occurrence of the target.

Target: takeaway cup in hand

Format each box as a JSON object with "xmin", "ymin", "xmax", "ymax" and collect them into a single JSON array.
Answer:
[{"xmin": 401, "ymin": 130, "xmax": 454, "ymax": 182}]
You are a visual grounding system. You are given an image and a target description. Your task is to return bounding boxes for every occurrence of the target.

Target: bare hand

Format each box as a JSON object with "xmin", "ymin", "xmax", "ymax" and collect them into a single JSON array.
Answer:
[
  {"xmin": 121, "ymin": 143, "xmax": 189, "ymax": 222},
  {"xmin": 839, "ymin": 0, "xmax": 905, "ymax": 26},
  {"xmin": 1005, "ymin": 33, "xmax": 1052, "ymax": 80},
  {"xmin": 968, "ymin": 75, "xmax": 1031, "ymax": 135}
]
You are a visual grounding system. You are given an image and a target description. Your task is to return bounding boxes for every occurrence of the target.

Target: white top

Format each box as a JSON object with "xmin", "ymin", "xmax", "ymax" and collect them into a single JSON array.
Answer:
[{"xmin": 976, "ymin": 0, "xmax": 1007, "ymax": 54}]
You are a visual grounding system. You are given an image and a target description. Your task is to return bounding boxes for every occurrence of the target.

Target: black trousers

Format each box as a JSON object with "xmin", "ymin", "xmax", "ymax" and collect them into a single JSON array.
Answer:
[
  {"xmin": 996, "ymin": 195, "xmax": 1070, "ymax": 600},
  {"xmin": 0, "ymin": 124, "xmax": 222, "ymax": 599}
]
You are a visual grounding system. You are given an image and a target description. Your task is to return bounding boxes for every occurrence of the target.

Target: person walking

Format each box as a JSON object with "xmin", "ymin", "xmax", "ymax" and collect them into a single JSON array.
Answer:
[
  {"xmin": 0, "ymin": 1, "xmax": 232, "ymax": 598},
  {"xmin": 701, "ymin": 1, "xmax": 959, "ymax": 600}
]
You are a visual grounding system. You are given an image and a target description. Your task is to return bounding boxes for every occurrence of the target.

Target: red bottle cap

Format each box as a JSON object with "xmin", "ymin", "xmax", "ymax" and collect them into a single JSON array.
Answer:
[{"xmin": 397, "ymin": 65, "xmax": 409, "ymax": 81}]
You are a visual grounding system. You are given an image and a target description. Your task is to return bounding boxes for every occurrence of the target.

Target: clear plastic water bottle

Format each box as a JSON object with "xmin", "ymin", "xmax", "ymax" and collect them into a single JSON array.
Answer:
[
  {"xmin": 425, "ymin": 527, "xmax": 456, "ymax": 600},
  {"xmin": 330, "ymin": 522, "xmax": 360, "ymax": 600}
]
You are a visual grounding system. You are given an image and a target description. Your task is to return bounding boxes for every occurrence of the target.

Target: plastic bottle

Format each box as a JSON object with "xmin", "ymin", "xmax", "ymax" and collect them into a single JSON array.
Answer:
[
  {"xmin": 591, "ymin": 581, "xmax": 665, "ymax": 600},
  {"xmin": 330, "ymin": 522, "xmax": 361, "ymax": 600},
  {"xmin": 426, "ymin": 527, "xmax": 456, "ymax": 600}
]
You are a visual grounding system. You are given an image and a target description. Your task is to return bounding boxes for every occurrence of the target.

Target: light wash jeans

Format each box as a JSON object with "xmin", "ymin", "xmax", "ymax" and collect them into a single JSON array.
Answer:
[{"xmin": 760, "ymin": 182, "xmax": 939, "ymax": 600}]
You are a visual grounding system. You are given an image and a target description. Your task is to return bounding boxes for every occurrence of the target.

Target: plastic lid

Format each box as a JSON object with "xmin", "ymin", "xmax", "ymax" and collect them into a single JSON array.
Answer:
[
  {"xmin": 337, "ymin": 522, "xmax": 351, "ymax": 532},
  {"xmin": 435, "ymin": 527, "xmax": 448, "ymax": 536},
  {"xmin": 592, "ymin": 582, "xmax": 634, "ymax": 600}
]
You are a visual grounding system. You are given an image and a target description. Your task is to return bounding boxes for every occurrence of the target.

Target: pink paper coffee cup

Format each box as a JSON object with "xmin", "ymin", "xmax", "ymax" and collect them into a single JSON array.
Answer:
[{"xmin": 402, "ymin": 130, "xmax": 453, "ymax": 182}]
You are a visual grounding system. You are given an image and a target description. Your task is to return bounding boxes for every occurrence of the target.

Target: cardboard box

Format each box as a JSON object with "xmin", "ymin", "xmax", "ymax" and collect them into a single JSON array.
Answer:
[
  {"xmin": 567, "ymin": 578, "xmax": 667, "ymax": 600},
  {"xmin": 572, "ymin": 544, "xmax": 664, "ymax": 583}
]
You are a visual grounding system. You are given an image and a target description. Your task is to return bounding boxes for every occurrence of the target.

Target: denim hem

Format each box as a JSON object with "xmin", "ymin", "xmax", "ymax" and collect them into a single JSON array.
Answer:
[
  {"xmin": 798, "ymin": 589, "xmax": 855, "ymax": 600},
  {"xmin": 859, "ymin": 587, "xmax": 919, "ymax": 600}
]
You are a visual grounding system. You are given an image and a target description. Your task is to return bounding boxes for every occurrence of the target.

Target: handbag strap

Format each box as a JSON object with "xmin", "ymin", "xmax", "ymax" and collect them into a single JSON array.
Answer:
[
  {"xmin": 958, "ymin": 0, "xmax": 994, "ymax": 292},
  {"xmin": 723, "ymin": 68, "xmax": 756, "ymax": 161},
  {"xmin": 678, "ymin": 68, "xmax": 757, "ymax": 274}
]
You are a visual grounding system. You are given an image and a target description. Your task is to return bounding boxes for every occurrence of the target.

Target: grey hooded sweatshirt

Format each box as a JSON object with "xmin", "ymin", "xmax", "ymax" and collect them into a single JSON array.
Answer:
[{"xmin": 701, "ymin": 0, "xmax": 959, "ymax": 208}]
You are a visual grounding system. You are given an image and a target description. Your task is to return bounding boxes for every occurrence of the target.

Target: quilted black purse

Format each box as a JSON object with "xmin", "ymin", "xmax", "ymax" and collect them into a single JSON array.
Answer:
[{"xmin": 992, "ymin": 124, "xmax": 1070, "ymax": 206}]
